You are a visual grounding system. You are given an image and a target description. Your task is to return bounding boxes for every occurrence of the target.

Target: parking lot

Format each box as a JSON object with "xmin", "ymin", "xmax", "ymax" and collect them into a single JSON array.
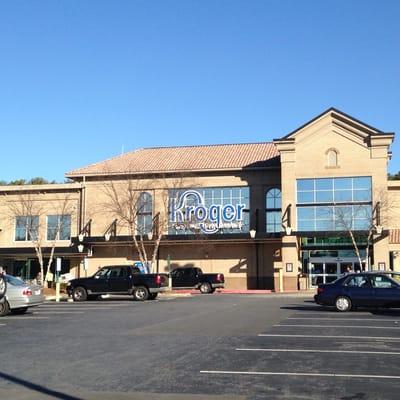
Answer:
[{"xmin": 1, "ymin": 294, "xmax": 400, "ymax": 399}]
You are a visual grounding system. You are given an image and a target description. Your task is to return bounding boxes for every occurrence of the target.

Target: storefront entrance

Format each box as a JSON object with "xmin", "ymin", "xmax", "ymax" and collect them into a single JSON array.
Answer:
[{"xmin": 308, "ymin": 257, "xmax": 365, "ymax": 287}]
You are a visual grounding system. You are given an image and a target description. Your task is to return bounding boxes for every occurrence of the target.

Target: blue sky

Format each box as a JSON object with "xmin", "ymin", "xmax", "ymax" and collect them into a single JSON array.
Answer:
[{"xmin": 0, "ymin": 0, "xmax": 399, "ymax": 182}]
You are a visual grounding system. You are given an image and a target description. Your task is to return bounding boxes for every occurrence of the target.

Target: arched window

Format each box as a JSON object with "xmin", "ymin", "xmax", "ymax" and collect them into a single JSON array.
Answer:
[
  {"xmin": 266, "ymin": 188, "xmax": 282, "ymax": 233},
  {"xmin": 136, "ymin": 192, "xmax": 153, "ymax": 235},
  {"xmin": 326, "ymin": 148, "xmax": 338, "ymax": 167}
]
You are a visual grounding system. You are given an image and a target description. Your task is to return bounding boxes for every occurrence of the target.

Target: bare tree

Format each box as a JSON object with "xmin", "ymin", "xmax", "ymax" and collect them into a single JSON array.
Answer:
[
  {"xmin": 100, "ymin": 174, "xmax": 184, "ymax": 272},
  {"xmin": 4, "ymin": 193, "xmax": 74, "ymax": 287},
  {"xmin": 327, "ymin": 189, "xmax": 396, "ymax": 270}
]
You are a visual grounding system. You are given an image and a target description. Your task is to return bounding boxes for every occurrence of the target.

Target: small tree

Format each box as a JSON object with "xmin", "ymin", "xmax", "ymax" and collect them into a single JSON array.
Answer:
[
  {"xmin": 328, "ymin": 189, "xmax": 396, "ymax": 270},
  {"xmin": 100, "ymin": 174, "xmax": 183, "ymax": 272},
  {"xmin": 4, "ymin": 194, "xmax": 74, "ymax": 286}
]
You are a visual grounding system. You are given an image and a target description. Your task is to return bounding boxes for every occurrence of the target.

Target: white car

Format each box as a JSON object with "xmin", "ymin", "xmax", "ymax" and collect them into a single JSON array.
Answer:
[{"xmin": 0, "ymin": 275, "xmax": 44, "ymax": 316}]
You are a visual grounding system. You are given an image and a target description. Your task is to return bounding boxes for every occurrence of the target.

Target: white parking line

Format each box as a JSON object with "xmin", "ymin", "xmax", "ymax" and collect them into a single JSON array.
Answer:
[
  {"xmin": 258, "ymin": 334, "xmax": 400, "ymax": 340},
  {"xmin": 200, "ymin": 370, "xmax": 400, "ymax": 379},
  {"xmin": 34, "ymin": 311, "xmax": 85, "ymax": 314},
  {"xmin": 275, "ymin": 324, "xmax": 400, "ymax": 330},
  {"xmin": 288, "ymin": 317, "xmax": 400, "ymax": 322},
  {"xmin": 236, "ymin": 348, "xmax": 400, "ymax": 355},
  {"xmin": 1, "ymin": 316, "xmax": 49, "ymax": 320},
  {"xmin": 39, "ymin": 307, "xmax": 125, "ymax": 310}
]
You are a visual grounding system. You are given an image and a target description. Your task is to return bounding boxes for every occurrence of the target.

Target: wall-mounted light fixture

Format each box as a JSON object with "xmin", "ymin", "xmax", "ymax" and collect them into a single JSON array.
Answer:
[
  {"xmin": 147, "ymin": 231, "xmax": 153, "ymax": 241},
  {"xmin": 78, "ymin": 244, "xmax": 84, "ymax": 253},
  {"xmin": 249, "ymin": 229, "xmax": 256, "ymax": 239}
]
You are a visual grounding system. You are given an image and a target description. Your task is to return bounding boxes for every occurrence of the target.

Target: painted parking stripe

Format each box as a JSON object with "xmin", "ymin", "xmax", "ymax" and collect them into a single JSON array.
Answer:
[
  {"xmin": 1, "ymin": 316, "xmax": 49, "ymax": 320},
  {"xmin": 39, "ymin": 307, "xmax": 125, "ymax": 310},
  {"xmin": 288, "ymin": 317, "xmax": 400, "ymax": 322},
  {"xmin": 200, "ymin": 370, "xmax": 400, "ymax": 379},
  {"xmin": 236, "ymin": 348, "xmax": 400, "ymax": 355},
  {"xmin": 258, "ymin": 334, "xmax": 400, "ymax": 340},
  {"xmin": 275, "ymin": 324, "xmax": 400, "ymax": 330},
  {"xmin": 34, "ymin": 311, "xmax": 85, "ymax": 314}
]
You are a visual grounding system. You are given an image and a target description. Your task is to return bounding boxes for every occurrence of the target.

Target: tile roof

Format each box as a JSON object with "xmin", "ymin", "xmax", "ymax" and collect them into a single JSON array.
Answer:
[
  {"xmin": 389, "ymin": 229, "xmax": 400, "ymax": 244},
  {"xmin": 66, "ymin": 143, "xmax": 279, "ymax": 177}
]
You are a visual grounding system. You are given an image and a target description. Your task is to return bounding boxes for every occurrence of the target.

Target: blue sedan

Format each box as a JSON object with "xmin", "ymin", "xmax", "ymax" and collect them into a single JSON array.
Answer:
[{"xmin": 314, "ymin": 272, "xmax": 400, "ymax": 312}]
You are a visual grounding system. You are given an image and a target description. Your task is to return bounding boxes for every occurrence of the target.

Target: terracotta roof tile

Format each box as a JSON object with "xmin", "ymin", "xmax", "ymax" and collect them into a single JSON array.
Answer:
[
  {"xmin": 66, "ymin": 143, "xmax": 279, "ymax": 177},
  {"xmin": 389, "ymin": 229, "xmax": 400, "ymax": 244}
]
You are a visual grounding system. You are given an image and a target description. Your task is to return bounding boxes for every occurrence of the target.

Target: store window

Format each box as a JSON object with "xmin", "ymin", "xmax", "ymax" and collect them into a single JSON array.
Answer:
[
  {"xmin": 137, "ymin": 192, "xmax": 153, "ymax": 235},
  {"xmin": 297, "ymin": 177, "xmax": 372, "ymax": 232},
  {"xmin": 266, "ymin": 188, "xmax": 282, "ymax": 233},
  {"xmin": 15, "ymin": 216, "xmax": 39, "ymax": 241},
  {"xmin": 47, "ymin": 215, "xmax": 71, "ymax": 241}
]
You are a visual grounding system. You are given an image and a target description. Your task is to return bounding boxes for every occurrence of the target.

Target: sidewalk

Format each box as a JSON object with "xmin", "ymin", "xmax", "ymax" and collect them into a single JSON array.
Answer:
[{"xmin": 44, "ymin": 288, "xmax": 314, "ymax": 301}]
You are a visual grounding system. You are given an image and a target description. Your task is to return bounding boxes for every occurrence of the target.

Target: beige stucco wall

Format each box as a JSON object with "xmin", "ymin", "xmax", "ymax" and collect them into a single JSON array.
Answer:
[
  {"xmin": 0, "ymin": 184, "xmax": 81, "ymax": 249},
  {"xmin": 275, "ymin": 112, "xmax": 394, "ymax": 274}
]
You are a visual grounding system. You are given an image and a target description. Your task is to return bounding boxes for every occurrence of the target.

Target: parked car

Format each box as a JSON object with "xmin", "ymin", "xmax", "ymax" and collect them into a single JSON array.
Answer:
[
  {"xmin": 314, "ymin": 272, "xmax": 400, "ymax": 312},
  {"xmin": 66, "ymin": 265, "xmax": 169, "ymax": 301},
  {"xmin": 171, "ymin": 267, "xmax": 224, "ymax": 293},
  {"xmin": 0, "ymin": 274, "xmax": 5, "ymax": 300},
  {"xmin": 0, "ymin": 275, "xmax": 44, "ymax": 317}
]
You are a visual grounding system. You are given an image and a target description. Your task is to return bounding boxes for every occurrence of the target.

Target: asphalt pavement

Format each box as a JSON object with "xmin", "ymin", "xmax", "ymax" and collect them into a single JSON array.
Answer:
[{"xmin": 1, "ymin": 293, "xmax": 400, "ymax": 399}]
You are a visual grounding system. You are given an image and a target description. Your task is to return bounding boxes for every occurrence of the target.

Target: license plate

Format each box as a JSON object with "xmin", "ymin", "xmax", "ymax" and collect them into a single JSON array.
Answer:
[{"xmin": 35, "ymin": 290, "xmax": 41, "ymax": 295}]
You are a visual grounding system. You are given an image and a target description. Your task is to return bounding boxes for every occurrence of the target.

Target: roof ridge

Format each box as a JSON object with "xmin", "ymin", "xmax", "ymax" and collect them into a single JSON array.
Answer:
[{"xmin": 141, "ymin": 141, "xmax": 274, "ymax": 150}]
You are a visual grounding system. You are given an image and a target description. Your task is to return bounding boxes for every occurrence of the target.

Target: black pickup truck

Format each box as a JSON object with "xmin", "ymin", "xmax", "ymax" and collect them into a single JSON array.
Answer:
[
  {"xmin": 67, "ymin": 265, "xmax": 168, "ymax": 301},
  {"xmin": 171, "ymin": 267, "xmax": 224, "ymax": 293}
]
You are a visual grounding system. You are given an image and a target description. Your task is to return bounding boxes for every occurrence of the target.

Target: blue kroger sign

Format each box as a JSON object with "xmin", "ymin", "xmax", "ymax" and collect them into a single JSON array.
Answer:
[{"xmin": 169, "ymin": 188, "xmax": 249, "ymax": 234}]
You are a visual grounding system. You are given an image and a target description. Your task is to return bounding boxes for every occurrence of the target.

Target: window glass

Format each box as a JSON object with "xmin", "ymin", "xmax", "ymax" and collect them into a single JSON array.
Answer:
[
  {"xmin": 15, "ymin": 216, "xmax": 39, "ymax": 241},
  {"xmin": 345, "ymin": 275, "xmax": 369, "ymax": 287},
  {"xmin": 316, "ymin": 191, "xmax": 333, "ymax": 203},
  {"xmin": 297, "ymin": 179, "xmax": 314, "ymax": 191},
  {"xmin": 353, "ymin": 177, "xmax": 372, "ymax": 190},
  {"xmin": 371, "ymin": 275, "xmax": 396, "ymax": 288},
  {"xmin": 315, "ymin": 179, "xmax": 333, "ymax": 190},
  {"xmin": 353, "ymin": 189, "xmax": 371, "ymax": 202},
  {"xmin": 297, "ymin": 192, "xmax": 314, "ymax": 204},
  {"xmin": 298, "ymin": 207, "xmax": 314, "ymax": 220},
  {"xmin": 335, "ymin": 178, "xmax": 352, "ymax": 190},
  {"xmin": 266, "ymin": 188, "xmax": 281, "ymax": 209},
  {"xmin": 47, "ymin": 215, "xmax": 71, "ymax": 241},
  {"xmin": 334, "ymin": 190, "xmax": 352, "ymax": 202},
  {"xmin": 137, "ymin": 192, "xmax": 153, "ymax": 235}
]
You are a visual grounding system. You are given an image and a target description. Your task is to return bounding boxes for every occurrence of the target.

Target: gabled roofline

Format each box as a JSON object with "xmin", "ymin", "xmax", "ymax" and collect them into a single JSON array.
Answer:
[{"xmin": 274, "ymin": 107, "xmax": 387, "ymax": 141}]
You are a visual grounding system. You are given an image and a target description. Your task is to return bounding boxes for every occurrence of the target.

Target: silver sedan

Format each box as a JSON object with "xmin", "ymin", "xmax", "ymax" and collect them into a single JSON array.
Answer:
[{"xmin": 0, "ymin": 275, "xmax": 44, "ymax": 316}]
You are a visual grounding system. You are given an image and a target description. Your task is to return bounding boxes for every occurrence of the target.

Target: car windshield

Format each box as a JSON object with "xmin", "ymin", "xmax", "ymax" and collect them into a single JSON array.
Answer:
[{"xmin": 5, "ymin": 275, "xmax": 26, "ymax": 286}]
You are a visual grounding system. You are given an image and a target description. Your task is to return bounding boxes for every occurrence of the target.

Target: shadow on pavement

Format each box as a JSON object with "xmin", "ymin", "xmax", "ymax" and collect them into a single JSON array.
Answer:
[{"xmin": 0, "ymin": 371, "xmax": 82, "ymax": 400}]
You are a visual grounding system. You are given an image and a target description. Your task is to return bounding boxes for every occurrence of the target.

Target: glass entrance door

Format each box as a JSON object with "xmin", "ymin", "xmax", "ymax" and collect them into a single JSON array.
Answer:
[{"xmin": 308, "ymin": 257, "xmax": 360, "ymax": 287}]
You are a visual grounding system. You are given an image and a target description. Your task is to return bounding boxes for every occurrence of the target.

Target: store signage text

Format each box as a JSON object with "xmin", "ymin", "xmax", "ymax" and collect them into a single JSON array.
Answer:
[{"xmin": 170, "ymin": 190, "xmax": 246, "ymax": 234}]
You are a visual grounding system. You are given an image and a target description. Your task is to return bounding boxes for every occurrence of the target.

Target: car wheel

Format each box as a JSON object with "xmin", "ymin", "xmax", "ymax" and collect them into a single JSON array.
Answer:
[
  {"xmin": 133, "ymin": 286, "xmax": 149, "ymax": 301},
  {"xmin": 199, "ymin": 282, "xmax": 212, "ymax": 294},
  {"xmin": 11, "ymin": 307, "xmax": 28, "ymax": 315},
  {"xmin": 72, "ymin": 286, "xmax": 88, "ymax": 302},
  {"xmin": 335, "ymin": 296, "xmax": 352, "ymax": 312},
  {"xmin": 0, "ymin": 275, "xmax": 6, "ymax": 300},
  {"xmin": 148, "ymin": 293, "xmax": 158, "ymax": 300},
  {"xmin": 0, "ymin": 300, "xmax": 10, "ymax": 317}
]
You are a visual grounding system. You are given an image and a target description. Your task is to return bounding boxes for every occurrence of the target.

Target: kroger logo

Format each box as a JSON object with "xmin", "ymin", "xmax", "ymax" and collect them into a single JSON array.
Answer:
[{"xmin": 170, "ymin": 190, "xmax": 246, "ymax": 234}]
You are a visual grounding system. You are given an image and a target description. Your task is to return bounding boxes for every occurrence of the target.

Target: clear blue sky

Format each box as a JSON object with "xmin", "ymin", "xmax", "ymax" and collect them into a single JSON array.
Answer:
[{"xmin": 1, "ymin": 0, "xmax": 399, "ymax": 182}]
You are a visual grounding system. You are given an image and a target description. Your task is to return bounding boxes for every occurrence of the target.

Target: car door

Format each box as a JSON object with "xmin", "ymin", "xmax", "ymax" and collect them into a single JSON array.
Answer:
[
  {"xmin": 171, "ymin": 269, "xmax": 185, "ymax": 287},
  {"xmin": 370, "ymin": 274, "xmax": 400, "ymax": 307},
  {"xmin": 343, "ymin": 274, "xmax": 374, "ymax": 307},
  {"xmin": 108, "ymin": 266, "xmax": 131, "ymax": 293},
  {"xmin": 91, "ymin": 267, "xmax": 112, "ymax": 293}
]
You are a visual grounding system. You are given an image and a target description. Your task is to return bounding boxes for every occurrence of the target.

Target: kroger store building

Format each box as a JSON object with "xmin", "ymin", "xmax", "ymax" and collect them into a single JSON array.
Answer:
[{"xmin": 1, "ymin": 108, "xmax": 400, "ymax": 290}]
